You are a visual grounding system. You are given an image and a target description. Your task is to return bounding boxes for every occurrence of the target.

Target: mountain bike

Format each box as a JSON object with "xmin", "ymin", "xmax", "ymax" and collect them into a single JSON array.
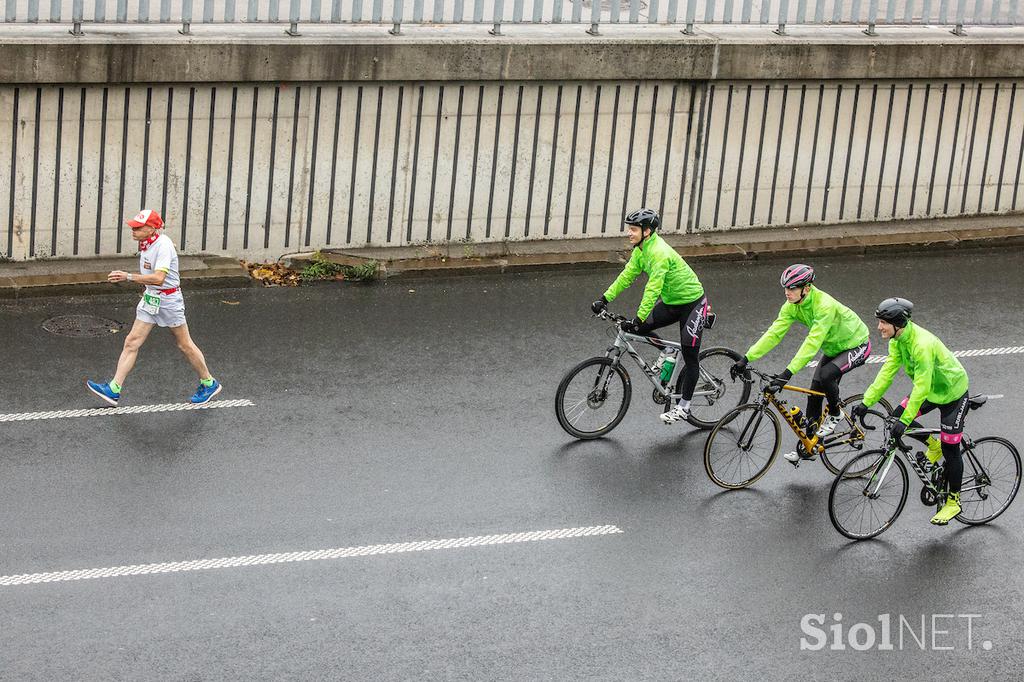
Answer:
[
  {"xmin": 703, "ymin": 366, "xmax": 894, "ymax": 489},
  {"xmin": 555, "ymin": 309, "xmax": 749, "ymax": 439},
  {"xmin": 828, "ymin": 398, "xmax": 1021, "ymax": 540}
]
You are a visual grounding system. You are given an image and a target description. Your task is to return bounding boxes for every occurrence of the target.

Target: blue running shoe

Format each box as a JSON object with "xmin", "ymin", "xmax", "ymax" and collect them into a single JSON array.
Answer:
[
  {"xmin": 87, "ymin": 380, "xmax": 120, "ymax": 406},
  {"xmin": 190, "ymin": 379, "xmax": 222, "ymax": 404}
]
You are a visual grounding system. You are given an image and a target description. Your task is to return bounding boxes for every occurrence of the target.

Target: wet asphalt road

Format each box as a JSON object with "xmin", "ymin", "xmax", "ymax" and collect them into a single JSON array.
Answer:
[{"xmin": 1, "ymin": 247, "xmax": 1023, "ymax": 680}]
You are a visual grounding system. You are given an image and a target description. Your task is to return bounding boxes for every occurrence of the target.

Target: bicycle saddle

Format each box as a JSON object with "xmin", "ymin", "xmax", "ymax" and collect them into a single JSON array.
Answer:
[{"xmin": 968, "ymin": 394, "xmax": 988, "ymax": 410}]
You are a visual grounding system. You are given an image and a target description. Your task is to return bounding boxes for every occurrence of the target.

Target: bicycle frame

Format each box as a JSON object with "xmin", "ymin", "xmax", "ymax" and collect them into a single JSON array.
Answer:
[
  {"xmin": 740, "ymin": 370, "xmax": 868, "ymax": 458},
  {"xmin": 603, "ymin": 327, "xmax": 722, "ymax": 404},
  {"xmin": 862, "ymin": 426, "xmax": 989, "ymax": 501}
]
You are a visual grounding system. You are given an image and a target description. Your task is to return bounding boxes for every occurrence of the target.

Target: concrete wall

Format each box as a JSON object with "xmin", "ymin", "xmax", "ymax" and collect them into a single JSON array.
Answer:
[{"xmin": 1, "ymin": 77, "xmax": 1023, "ymax": 261}]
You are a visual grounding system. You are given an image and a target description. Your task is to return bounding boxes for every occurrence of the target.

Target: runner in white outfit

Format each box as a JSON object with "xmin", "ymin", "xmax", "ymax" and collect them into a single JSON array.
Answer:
[{"xmin": 86, "ymin": 209, "xmax": 223, "ymax": 405}]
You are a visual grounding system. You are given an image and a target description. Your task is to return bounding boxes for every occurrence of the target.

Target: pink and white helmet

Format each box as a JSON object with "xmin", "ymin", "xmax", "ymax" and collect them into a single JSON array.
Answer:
[{"xmin": 780, "ymin": 263, "xmax": 815, "ymax": 289}]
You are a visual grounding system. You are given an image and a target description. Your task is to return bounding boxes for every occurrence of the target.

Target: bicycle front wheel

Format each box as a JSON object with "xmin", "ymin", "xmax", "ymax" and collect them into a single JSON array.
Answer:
[
  {"xmin": 829, "ymin": 450, "xmax": 908, "ymax": 540},
  {"xmin": 820, "ymin": 395, "xmax": 894, "ymax": 476},
  {"xmin": 704, "ymin": 403, "xmax": 781, "ymax": 489},
  {"xmin": 555, "ymin": 357, "xmax": 632, "ymax": 440},
  {"xmin": 684, "ymin": 346, "xmax": 752, "ymax": 429},
  {"xmin": 955, "ymin": 436, "xmax": 1022, "ymax": 525}
]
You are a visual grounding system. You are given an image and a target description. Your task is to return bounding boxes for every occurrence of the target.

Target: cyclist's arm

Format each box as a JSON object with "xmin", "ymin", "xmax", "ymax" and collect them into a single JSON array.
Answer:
[
  {"xmin": 603, "ymin": 249, "xmax": 642, "ymax": 303},
  {"xmin": 862, "ymin": 347, "xmax": 900, "ymax": 407},
  {"xmin": 786, "ymin": 308, "xmax": 834, "ymax": 374},
  {"xmin": 745, "ymin": 306, "xmax": 793, "ymax": 362},
  {"xmin": 901, "ymin": 350, "xmax": 934, "ymax": 425},
  {"xmin": 636, "ymin": 259, "xmax": 668, "ymax": 321}
]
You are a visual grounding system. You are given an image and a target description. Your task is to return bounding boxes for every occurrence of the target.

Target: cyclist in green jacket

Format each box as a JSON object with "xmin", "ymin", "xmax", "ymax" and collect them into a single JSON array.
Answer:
[
  {"xmin": 591, "ymin": 208, "xmax": 710, "ymax": 425},
  {"xmin": 729, "ymin": 264, "xmax": 871, "ymax": 463},
  {"xmin": 850, "ymin": 298, "xmax": 970, "ymax": 525}
]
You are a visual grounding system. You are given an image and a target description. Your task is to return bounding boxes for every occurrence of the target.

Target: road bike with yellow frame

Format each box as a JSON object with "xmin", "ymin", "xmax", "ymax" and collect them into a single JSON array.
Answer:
[{"xmin": 703, "ymin": 366, "xmax": 892, "ymax": 489}]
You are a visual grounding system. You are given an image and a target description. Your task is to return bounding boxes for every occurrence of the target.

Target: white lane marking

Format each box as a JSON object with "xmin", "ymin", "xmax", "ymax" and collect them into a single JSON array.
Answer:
[
  {"xmin": 0, "ymin": 399, "xmax": 255, "ymax": 423},
  {"xmin": 806, "ymin": 346, "xmax": 1024, "ymax": 368},
  {"xmin": 0, "ymin": 525, "xmax": 624, "ymax": 586}
]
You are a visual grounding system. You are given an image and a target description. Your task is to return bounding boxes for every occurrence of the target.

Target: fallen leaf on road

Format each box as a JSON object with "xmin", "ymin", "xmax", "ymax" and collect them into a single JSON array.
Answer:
[{"xmin": 220, "ymin": 300, "xmax": 240, "ymax": 305}]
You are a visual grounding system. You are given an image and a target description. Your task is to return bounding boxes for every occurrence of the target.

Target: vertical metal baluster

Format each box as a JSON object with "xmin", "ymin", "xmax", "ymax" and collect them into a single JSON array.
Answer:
[
  {"xmin": 435, "ymin": 0, "xmax": 445, "ymax": 23},
  {"xmin": 473, "ymin": 0, "xmax": 483, "ymax": 23},
  {"xmin": 741, "ymin": 0, "xmax": 751, "ymax": 22},
  {"xmin": 160, "ymin": 0, "xmax": 170, "ymax": 22},
  {"xmin": 864, "ymin": 0, "xmax": 878, "ymax": 33},
  {"xmin": 953, "ymin": 0, "xmax": 966, "ymax": 33},
  {"xmin": 775, "ymin": 0, "xmax": 789, "ymax": 34},
  {"xmin": 390, "ymin": 0, "xmax": 403, "ymax": 32},
  {"xmin": 587, "ymin": 0, "xmax": 600, "ymax": 33},
  {"xmin": 683, "ymin": 0, "xmax": 696, "ymax": 33},
  {"xmin": 181, "ymin": 0, "xmax": 192, "ymax": 33},
  {"xmin": 71, "ymin": 0, "xmax": 83, "ymax": 34},
  {"xmin": 287, "ymin": 0, "xmax": 300, "ymax": 33},
  {"xmin": 491, "ymin": 0, "xmax": 503, "ymax": 34}
]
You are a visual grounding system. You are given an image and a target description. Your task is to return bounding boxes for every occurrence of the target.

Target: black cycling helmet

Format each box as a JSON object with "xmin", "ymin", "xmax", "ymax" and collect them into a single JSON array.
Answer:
[
  {"xmin": 624, "ymin": 208, "xmax": 660, "ymax": 232},
  {"xmin": 875, "ymin": 297, "xmax": 913, "ymax": 328},
  {"xmin": 780, "ymin": 263, "xmax": 815, "ymax": 289}
]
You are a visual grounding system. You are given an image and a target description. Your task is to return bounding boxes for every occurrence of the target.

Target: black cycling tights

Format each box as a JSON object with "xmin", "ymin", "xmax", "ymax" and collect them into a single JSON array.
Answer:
[
  {"xmin": 805, "ymin": 341, "xmax": 871, "ymax": 428},
  {"xmin": 636, "ymin": 297, "xmax": 708, "ymax": 402},
  {"xmin": 892, "ymin": 391, "xmax": 969, "ymax": 494}
]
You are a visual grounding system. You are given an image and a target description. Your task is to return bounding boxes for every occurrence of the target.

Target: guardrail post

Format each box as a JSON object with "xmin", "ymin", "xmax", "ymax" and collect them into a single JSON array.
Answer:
[
  {"xmin": 70, "ymin": 21, "xmax": 83, "ymax": 34},
  {"xmin": 179, "ymin": 20, "xmax": 191, "ymax": 33},
  {"xmin": 863, "ymin": 21, "xmax": 876, "ymax": 34},
  {"xmin": 774, "ymin": 22, "xmax": 786, "ymax": 34},
  {"xmin": 390, "ymin": 21, "xmax": 402, "ymax": 33}
]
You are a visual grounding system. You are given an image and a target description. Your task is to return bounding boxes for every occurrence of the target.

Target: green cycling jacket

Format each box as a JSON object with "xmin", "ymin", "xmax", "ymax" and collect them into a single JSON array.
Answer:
[
  {"xmin": 745, "ymin": 286, "xmax": 870, "ymax": 375},
  {"xmin": 603, "ymin": 233, "xmax": 704, "ymax": 321},
  {"xmin": 863, "ymin": 321, "xmax": 969, "ymax": 425}
]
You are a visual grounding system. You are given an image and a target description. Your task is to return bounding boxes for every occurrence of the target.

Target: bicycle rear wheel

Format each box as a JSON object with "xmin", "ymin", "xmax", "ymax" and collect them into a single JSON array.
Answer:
[
  {"xmin": 829, "ymin": 450, "xmax": 908, "ymax": 540},
  {"xmin": 954, "ymin": 436, "xmax": 1022, "ymax": 525},
  {"xmin": 683, "ymin": 346, "xmax": 752, "ymax": 429},
  {"xmin": 703, "ymin": 403, "xmax": 781, "ymax": 489},
  {"xmin": 820, "ymin": 395, "xmax": 894, "ymax": 476},
  {"xmin": 555, "ymin": 356, "xmax": 632, "ymax": 440}
]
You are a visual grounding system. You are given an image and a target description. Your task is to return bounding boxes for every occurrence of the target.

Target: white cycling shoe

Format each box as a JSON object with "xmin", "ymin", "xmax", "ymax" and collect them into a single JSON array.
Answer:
[
  {"xmin": 660, "ymin": 405, "xmax": 690, "ymax": 425},
  {"xmin": 815, "ymin": 415, "xmax": 844, "ymax": 437}
]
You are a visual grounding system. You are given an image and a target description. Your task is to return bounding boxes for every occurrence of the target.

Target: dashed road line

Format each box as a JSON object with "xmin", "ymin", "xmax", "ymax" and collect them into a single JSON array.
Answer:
[
  {"xmin": 807, "ymin": 346, "xmax": 1024, "ymax": 368},
  {"xmin": 0, "ymin": 525, "xmax": 624, "ymax": 586},
  {"xmin": 0, "ymin": 399, "xmax": 255, "ymax": 423}
]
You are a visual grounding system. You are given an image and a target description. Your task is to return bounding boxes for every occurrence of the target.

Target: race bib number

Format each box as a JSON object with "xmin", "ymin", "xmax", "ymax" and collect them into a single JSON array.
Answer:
[{"xmin": 141, "ymin": 292, "xmax": 161, "ymax": 315}]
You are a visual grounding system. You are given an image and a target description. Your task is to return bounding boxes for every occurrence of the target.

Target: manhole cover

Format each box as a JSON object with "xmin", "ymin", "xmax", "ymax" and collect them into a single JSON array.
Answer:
[{"xmin": 41, "ymin": 315, "xmax": 125, "ymax": 338}]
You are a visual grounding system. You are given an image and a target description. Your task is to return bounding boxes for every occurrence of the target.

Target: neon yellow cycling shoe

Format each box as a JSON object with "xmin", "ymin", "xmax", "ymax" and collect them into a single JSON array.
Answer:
[
  {"xmin": 925, "ymin": 436, "xmax": 943, "ymax": 465},
  {"xmin": 930, "ymin": 492, "xmax": 961, "ymax": 525}
]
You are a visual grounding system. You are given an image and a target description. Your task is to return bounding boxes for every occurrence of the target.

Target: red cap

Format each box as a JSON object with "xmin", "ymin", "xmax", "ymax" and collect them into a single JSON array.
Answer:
[{"xmin": 126, "ymin": 209, "xmax": 164, "ymax": 230}]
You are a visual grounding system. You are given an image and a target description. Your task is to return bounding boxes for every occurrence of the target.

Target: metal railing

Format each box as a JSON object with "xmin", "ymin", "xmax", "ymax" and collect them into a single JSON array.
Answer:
[{"xmin": 2, "ymin": 0, "xmax": 1020, "ymax": 36}]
